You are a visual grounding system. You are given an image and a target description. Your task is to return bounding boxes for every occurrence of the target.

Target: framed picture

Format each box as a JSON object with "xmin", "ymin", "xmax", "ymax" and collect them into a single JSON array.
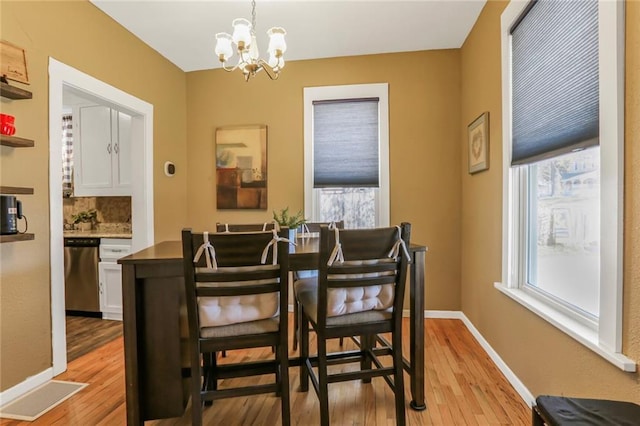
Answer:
[
  {"xmin": 0, "ymin": 40, "xmax": 29, "ymax": 84},
  {"xmin": 468, "ymin": 112, "xmax": 489, "ymax": 174},
  {"xmin": 215, "ymin": 125, "xmax": 267, "ymax": 210}
]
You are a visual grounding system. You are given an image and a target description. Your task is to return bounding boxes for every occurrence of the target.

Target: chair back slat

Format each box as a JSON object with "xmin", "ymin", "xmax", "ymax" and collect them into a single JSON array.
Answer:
[
  {"xmin": 196, "ymin": 283, "xmax": 281, "ymax": 298},
  {"xmin": 328, "ymin": 260, "xmax": 397, "ymax": 275},
  {"xmin": 191, "ymin": 231, "xmax": 277, "ymax": 266},
  {"xmin": 301, "ymin": 220, "xmax": 344, "ymax": 233},
  {"xmin": 327, "ymin": 275, "xmax": 397, "ymax": 289},
  {"xmin": 215, "ymin": 222, "xmax": 276, "ymax": 233},
  {"xmin": 195, "ymin": 265, "xmax": 280, "ymax": 282}
]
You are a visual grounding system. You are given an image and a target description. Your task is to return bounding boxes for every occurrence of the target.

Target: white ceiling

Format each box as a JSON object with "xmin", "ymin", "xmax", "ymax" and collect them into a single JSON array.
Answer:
[{"xmin": 90, "ymin": 0, "xmax": 486, "ymax": 72}]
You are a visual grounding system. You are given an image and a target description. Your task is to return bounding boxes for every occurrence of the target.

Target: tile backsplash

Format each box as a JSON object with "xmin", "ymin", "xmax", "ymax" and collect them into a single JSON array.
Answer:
[{"xmin": 63, "ymin": 196, "xmax": 131, "ymax": 231}]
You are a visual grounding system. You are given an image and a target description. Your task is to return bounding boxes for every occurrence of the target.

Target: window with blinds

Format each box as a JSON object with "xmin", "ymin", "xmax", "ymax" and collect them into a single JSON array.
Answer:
[
  {"xmin": 500, "ymin": 0, "xmax": 628, "ymax": 367},
  {"xmin": 304, "ymin": 84, "xmax": 390, "ymax": 229},
  {"xmin": 312, "ymin": 98, "xmax": 380, "ymax": 187},
  {"xmin": 510, "ymin": 0, "xmax": 599, "ymax": 165}
]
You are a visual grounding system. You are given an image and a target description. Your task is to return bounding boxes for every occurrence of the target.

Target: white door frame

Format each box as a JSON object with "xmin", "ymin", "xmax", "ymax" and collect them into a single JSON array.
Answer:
[{"xmin": 49, "ymin": 58, "xmax": 154, "ymax": 375}]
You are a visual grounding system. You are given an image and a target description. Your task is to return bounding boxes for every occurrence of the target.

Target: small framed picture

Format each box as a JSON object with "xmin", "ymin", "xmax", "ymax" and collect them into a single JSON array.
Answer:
[
  {"xmin": 468, "ymin": 112, "xmax": 489, "ymax": 174},
  {"xmin": 0, "ymin": 40, "xmax": 29, "ymax": 84}
]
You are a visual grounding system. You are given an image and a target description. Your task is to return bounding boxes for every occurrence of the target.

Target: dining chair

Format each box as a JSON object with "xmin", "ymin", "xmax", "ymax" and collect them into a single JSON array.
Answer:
[
  {"xmin": 181, "ymin": 228, "xmax": 291, "ymax": 426},
  {"xmin": 292, "ymin": 220, "xmax": 344, "ymax": 351},
  {"xmin": 297, "ymin": 223, "xmax": 411, "ymax": 426}
]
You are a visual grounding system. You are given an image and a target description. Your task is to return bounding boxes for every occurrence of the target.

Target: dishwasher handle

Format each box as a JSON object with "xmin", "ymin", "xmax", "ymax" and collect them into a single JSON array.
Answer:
[{"xmin": 64, "ymin": 237, "xmax": 100, "ymax": 247}]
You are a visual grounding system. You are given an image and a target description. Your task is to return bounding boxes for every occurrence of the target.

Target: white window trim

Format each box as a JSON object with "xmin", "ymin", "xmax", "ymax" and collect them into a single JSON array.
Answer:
[
  {"xmin": 496, "ymin": 0, "xmax": 635, "ymax": 372},
  {"xmin": 303, "ymin": 83, "xmax": 390, "ymax": 226}
]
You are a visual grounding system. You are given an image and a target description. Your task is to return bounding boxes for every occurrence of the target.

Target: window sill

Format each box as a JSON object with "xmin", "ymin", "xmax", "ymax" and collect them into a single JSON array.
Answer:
[{"xmin": 494, "ymin": 282, "xmax": 636, "ymax": 372}]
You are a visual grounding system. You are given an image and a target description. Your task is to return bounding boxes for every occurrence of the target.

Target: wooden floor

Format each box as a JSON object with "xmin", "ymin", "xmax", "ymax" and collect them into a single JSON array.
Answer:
[
  {"xmin": 65, "ymin": 315, "xmax": 123, "ymax": 362},
  {"xmin": 0, "ymin": 316, "xmax": 530, "ymax": 425}
]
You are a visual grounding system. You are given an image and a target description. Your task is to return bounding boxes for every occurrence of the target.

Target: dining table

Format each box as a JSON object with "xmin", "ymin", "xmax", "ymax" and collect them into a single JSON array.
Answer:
[{"xmin": 118, "ymin": 236, "xmax": 427, "ymax": 425}]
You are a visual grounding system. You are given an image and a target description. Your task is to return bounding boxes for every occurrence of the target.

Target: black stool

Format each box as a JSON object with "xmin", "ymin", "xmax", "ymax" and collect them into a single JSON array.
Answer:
[{"xmin": 533, "ymin": 395, "xmax": 640, "ymax": 426}]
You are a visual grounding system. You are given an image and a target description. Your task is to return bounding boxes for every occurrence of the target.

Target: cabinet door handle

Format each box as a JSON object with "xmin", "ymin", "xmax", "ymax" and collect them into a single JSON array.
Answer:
[
  {"xmin": 107, "ymin": 143, "xmax": 112, "ymax": 154},
  {"xmin": 114, "ymin": 143, "xmax": 119, "ymax": 154},
  {"xmin": 99, "ymin": 281, "xmax": 104, "ymax": 294}
]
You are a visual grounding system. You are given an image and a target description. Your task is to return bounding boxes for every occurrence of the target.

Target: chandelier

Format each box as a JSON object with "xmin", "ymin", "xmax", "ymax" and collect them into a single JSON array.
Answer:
[{"xmin": 214, "ymin": 0, "xmax": 287, "ymax": 82}]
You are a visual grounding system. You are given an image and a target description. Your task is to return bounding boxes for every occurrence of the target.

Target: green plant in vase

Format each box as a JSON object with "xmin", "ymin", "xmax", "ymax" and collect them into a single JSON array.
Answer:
[
  {"xmin": 273, "ymin": 207, "xmax": 306, "ymax": 239},
  {"xmin": 71, "ymin": 209, "xmax": 97, "ymax": 231}
]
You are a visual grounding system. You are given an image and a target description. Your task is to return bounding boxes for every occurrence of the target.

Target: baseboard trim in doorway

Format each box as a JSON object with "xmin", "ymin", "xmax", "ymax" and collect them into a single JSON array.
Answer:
[
  {"xmin": 0, "ymin": 368, "xmax": 52, "ymax": 408},
  {"xmin": 0, "ymin": 380, "xmax": 87, "ymax": 421}
]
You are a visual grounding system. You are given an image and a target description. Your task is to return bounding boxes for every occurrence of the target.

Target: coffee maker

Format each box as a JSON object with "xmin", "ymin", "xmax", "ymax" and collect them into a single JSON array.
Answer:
[{"xmin": 1, "ymin": 195, "xmax": 23, "ymax": 235}]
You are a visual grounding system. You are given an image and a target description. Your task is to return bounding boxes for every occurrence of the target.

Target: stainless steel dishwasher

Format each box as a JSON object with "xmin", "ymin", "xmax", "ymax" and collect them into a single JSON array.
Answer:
[{"xmin": 64, "ymin": 237, "xmax": 100, "ymax": 314}]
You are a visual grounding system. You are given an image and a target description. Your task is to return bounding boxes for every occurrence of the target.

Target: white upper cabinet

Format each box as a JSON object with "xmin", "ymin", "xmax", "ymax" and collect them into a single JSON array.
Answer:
[{"xmin": 74, "ymin": 105, "xmax": 132, "ymax": 196}]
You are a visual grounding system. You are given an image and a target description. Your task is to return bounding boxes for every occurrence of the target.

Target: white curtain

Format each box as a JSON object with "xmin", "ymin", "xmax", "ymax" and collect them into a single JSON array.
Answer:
[{"xmin": 61, "ymin": 115, "xmax": 73, "ymax": 193}]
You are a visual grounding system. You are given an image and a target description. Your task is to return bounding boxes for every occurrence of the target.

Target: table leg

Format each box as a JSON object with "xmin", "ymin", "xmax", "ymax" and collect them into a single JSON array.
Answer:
[
  {"xmin": 122, "ymin": 265, "xmax": 143, "ymax": 425},
  {"xmin": 409, "ymin": 250, "xmax": 426, "ymax": 411}
]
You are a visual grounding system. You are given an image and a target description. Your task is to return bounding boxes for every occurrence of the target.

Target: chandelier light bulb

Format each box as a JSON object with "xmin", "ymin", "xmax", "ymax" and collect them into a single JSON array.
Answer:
[
  {"xmin": 267, "ymin": 27, "xmax": 287, "ymax": 56},
  {"xmin": 214, "ymin": 33, "xmax": 234, "ymax": 62},
  {"xmin": 232, "ymin": 18, "xmax": 252, "ymax": 51}
]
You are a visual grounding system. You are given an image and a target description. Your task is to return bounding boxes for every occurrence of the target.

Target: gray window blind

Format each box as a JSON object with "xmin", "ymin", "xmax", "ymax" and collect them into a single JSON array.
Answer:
[
  {"xmin": 313, "ymin": 98, "xmax": 379, "ymax": 187},
  {"xmin": 511, "ymin": 0, "xmax": 599, "ymax": 165}
]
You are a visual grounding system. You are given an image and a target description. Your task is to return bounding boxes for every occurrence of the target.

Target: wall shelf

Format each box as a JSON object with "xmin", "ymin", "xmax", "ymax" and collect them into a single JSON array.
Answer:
[
  {"xmin": 0, "ymin": 135, "xmax": 34, "ymax": 148},
  {"xmin": 0, "ymin": 186, "xmax": 34, "ymax": 195},
  {"xmin": 0, "ymin": 233, "xmax": 35, "ymax": 243},
  {"xmin": 1, "ymin": 81, "xmax": 35, "ymax": 243},
  {"xmin": 0, "ymin": 82, "xmax": 32, "ymax": 100}
]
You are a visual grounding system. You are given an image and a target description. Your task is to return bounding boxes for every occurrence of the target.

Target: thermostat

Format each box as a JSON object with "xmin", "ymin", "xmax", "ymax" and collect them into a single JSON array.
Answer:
[{"xmin": 164, "ymin": 161, "xmax": 176, "ymax": 177}]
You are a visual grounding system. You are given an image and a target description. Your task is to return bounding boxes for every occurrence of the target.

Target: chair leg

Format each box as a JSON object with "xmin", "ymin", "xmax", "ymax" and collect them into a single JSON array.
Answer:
[
  {"xmin": 202, "ymin": 352, "xmax": 216, "ymax": 406},
  {"xmin": 317, "ymin": 334, "xmax": 330, "ymax": 426},
  {"xmin": 293, "ymin": 296, "xmax": 299, "ymax": 351},
  {"xmin": 392, "ymin": 331, "xmax": 406, "ymax": 426},
  {"xmin": 360, "ymin": 334, "xmax": 373, "ymax": 383},
  {"xmin": 299, "ymin": 307, "xmax": 309, "ymax": 392},
  {"xmin": 275, "ymin": 343, "xmax": 282, "ymax": 397},
  {"xmin": 191, "ymin": 352, "xmax": 203, "ymax": 426},
  {"xmin": 279, "ymin": 342, "xmax": 291, "ymax": 426},
  {"xmin": 532, "ymin": 406, "xmax": 545, "ymax": 426}
]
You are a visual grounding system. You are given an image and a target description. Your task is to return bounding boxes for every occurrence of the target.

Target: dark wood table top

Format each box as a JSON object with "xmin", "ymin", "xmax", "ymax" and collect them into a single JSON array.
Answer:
[{"xmin": 119, "ymin": 237, "xmax": 426, "ymax": 266}]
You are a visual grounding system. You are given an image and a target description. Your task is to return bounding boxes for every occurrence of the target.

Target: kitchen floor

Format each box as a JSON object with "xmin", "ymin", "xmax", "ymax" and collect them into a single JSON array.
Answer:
[{"xmin": 65, "ymin": 315, "xmax": 122, "ymax": 362}]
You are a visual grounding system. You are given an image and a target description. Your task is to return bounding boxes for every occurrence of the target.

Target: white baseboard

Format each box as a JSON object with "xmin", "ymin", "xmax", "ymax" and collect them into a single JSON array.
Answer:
[
  {"xmin": 0, "ymin": 309, "xmax": 533, "ymax": 411},
  {"xmin": 425, "ymin": 310, "xmax": 536, "ymax": 407},
  {"xmin": 0, "ymin": 367, "xmax": 53, "ymax": 407},
  {"xmin": 101, "ymin": 312, "xmax": 123, "ymax": 321}
]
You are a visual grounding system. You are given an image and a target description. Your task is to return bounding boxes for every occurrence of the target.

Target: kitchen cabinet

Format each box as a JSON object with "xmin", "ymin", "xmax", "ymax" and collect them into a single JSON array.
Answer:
[
  {"xmin": 74, "ymin": 106, "xmax": 132, "ymax": 196},
  {"xmin": 99, "ymin": 238, "xmax": 131, "ymax": 320}
]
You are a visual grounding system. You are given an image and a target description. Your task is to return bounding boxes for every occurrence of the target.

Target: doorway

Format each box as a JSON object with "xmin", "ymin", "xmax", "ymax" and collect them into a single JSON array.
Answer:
[{"xmin": 48, "ymin": 58, "xmax": 154, "ymax": 375}]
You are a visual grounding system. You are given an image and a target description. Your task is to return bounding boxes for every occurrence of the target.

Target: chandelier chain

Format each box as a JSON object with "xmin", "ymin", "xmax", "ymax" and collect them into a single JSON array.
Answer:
[{"xmin": 251, "ymin": 0, "xmax": 257, "ymax": 31}]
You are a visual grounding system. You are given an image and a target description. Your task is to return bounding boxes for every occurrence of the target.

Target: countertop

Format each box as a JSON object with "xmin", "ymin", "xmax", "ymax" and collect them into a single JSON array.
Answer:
[{"xmin": 63, "ymin": 229, "xmax": 132, "ymax": 239}]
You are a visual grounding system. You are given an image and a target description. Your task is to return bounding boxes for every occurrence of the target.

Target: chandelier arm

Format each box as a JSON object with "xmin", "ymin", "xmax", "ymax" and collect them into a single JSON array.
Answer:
[
  {"xmin": 257, "ymin": 59, "xmax": 279, "ymax": 80},
  {"xmin": 221, "ymin": 63, "xmax": 238, "ymax": 72}
]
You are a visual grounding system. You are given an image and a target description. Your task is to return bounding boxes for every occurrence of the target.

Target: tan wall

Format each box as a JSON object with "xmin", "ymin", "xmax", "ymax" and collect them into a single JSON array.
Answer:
[
  {"xmin": 0, "ymin": 0, "xmax": 187, "ymax": 391},
  {"xmin": 186, "ymin": 51, "xmax": 463, "ymax": 312},
  {"xmin": 460, "ymin": 0, "xmax": 640, "ymax": 402}
]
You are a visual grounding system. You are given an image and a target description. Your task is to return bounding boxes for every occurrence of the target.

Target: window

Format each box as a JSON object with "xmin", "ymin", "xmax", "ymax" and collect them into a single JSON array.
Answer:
[
  {"xmin": 498, "ymin": 1, "xmax": 633, "ymax": 371},
  {"xmin": 526, "ymin": 148, "xmax": 600, "ymax": 322},
  {"xmin": 303, "ymin": 84, "xmax": 389, "ymax": 228}
]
